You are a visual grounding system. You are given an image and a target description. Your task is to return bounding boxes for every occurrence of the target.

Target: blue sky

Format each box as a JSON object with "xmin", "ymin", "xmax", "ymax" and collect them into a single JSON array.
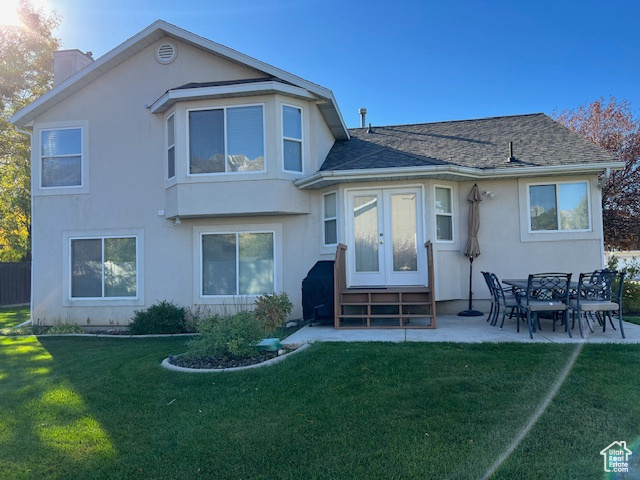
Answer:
[{"xmin": 39, "ymin": 0, "xmax": 640, "ymax": 128}]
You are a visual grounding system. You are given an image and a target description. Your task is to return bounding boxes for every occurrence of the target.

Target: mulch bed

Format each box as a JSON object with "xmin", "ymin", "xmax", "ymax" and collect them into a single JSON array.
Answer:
[
  {"xmin": 86, "ymin": 328, "xmax": 132, "ymax": 335},
  {"xmin": 169, "ymin": 348, "xmax": 295, "ymax": 369}
]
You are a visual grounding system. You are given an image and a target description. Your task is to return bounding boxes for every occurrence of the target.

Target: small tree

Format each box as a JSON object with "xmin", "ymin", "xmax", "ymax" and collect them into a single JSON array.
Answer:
[
  {"xmin": 553, "ymin": 97, "xmax": 640, "ymax": 250},
  {"xmin": 0, "ymin": 0, "xmax": 61, "ymax": 261}
]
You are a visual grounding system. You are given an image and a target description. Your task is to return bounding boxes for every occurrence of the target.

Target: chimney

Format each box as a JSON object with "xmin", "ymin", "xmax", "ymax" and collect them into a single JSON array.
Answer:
[
  {"xmin": 53, "ymin": 50, "xmax": 94, "ymax": 86},
  {"xmin": 359, "ymin": 107, "xmax": 367, "ymax": 128},
  {"xmin": 507, "ymin": 141, "xmax": 515, "ymax": 162}
]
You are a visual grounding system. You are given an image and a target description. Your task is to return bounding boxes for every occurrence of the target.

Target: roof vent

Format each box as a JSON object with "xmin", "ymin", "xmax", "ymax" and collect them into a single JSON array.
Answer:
[
  {"xmin": 359, "ymin": 108, "xmax": 367, "ymax": 128},
  {"xmin": 507, "ymin": 141, "xmax": 516, "ymax": 162},
  {"xmin": 155, "ymin": 43, "xmax": 177, "ymax": 64}
]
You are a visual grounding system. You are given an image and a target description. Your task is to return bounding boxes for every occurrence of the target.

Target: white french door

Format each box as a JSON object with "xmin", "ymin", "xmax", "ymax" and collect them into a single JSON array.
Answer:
[{"xmin": 347, "ymin": 187, "xmax": 425, "ymax": 287}]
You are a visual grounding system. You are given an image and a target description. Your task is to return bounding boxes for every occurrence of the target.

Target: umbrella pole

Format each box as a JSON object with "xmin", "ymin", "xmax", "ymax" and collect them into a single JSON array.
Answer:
[{"xmin": 458, "ymin": 256, "xmax": 483, "ymax": 317}]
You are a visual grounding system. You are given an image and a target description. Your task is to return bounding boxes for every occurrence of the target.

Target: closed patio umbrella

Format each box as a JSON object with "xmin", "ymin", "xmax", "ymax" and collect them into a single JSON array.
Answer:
[{"xmin": 458, "ymin": 183, "xmax": 483, "ymax": 316}]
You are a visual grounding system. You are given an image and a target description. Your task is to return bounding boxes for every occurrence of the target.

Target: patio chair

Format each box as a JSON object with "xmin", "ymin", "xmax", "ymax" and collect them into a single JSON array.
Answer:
[
  {"xmin": 568, "ymin": 270, "xmax": 625, "ymax": 339},
  {"xmin": 481, "ymin": 271, "xmax": 496, "ymax": 323},
  {"xmin": 487, "ymin": 273, "xmax": 519, "ymax": 329},
  {"xmin": 515, "ymin": 273, "xmax": 572, "ymax": 339},
  {"xmin": 589, "ymin": 269, "xmax": 620, "ymax": 332}
]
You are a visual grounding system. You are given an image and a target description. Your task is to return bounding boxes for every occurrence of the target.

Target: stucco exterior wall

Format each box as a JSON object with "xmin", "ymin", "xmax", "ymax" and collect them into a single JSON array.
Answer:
[
  {"xmin": 26, "ymin": 34, "xmax": 608, "ymax": 326},
  {"xmin": 318, "ymin": 176, "xmax": 604, "ymax": 308},
  {"xmin": 455, "ymin": 176, "xmax": 605, "ymax": 305},
  {"xmin": 29, "ymin": 37, "xmax": 336, "ymax": 325}
]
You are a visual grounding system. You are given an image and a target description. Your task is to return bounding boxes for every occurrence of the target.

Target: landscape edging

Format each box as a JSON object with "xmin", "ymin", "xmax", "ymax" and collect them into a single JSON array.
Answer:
[{"xmin": 161, "ymin": 343, "xmax": 311, "ymax": 373}]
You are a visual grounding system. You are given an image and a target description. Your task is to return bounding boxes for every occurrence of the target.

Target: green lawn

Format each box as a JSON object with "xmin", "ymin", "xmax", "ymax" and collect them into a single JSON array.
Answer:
[
  {"xmin": 625, "ymin": 316, "xmax": 640, "ymax": 326},
  {"xmin": 0, "ymin": 337, "xmax": 638, "ymax": 479},
  {"xmin": 0, "ymin": 306, "xmax": 30, "ymax": 328}
]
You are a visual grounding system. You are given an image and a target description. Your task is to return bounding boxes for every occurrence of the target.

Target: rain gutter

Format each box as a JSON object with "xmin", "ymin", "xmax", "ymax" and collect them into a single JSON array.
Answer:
[{"xmin": 294, "ymin": 161, "xmax": 626, "ymax": 189}]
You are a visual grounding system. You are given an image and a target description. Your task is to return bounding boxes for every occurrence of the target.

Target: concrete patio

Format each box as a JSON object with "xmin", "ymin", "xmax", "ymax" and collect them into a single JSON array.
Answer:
[{"xmin": 281, "ymin": 314, "xmax": 640, "ymax": 345}]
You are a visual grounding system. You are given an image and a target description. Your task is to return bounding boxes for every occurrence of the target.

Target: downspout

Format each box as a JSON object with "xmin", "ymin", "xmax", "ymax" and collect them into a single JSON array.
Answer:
[
  {"xmin": 597, "ymin": 167, "xmax": 611, "ymax": 189},
  {"xmin": 598, "ymin": 167, "xmax": 611, "ymax": 267},
  {"xmin": 13, "ymin": 126, "xmax": 34, "ymax": 327}
]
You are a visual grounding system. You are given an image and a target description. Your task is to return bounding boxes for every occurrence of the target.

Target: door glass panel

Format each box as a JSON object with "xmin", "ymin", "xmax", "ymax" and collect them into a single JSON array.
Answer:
[
  {"xmin": 353, "ymin": 195, "xmax": 379, "ymax": 272},
  {"xmin": 391, "ymin": 194, "xmax": 417, "ymax": 272}
]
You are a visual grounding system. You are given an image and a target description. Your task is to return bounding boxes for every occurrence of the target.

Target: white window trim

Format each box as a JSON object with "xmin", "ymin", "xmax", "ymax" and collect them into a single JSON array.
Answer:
[
  {"xmin": 193, "ymin": 224, "xmax": 282, "ymax": 305},
  {"xmin": 186, "ymin": 103, "xmax": 266, "ymax": 177},
  {"xmin": 199, "ymin": 230, "xmax": 276, "ymax": 299},
  {"xmin": 63, "ymin": 230, "xmax": 144, "ymax": 306},
  {"xmin": 322, "ymin": 191, "xmax": 338, "ymax": 247},
  {"xmin": 282, "ymin": 103, "xmax": 304, "ymax": 174},
  {"xmin": 36, "ymin": 121, "xmax": 89, "ymax": 194},
  {"xmin": 434, "ymin": 185, "xmax": 455, "ymax": 243},
  {"xmin": 166, "ymin": 112, "xmax": 176, "ymax": 181},
  {"xmin": 526, "ymin": 180, "xmax": 592, "ymax": 234}
]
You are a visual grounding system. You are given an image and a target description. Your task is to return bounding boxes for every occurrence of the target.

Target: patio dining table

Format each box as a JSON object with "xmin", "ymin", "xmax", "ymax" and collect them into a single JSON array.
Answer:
[
  {"xmin": 502, "ymin": 278, "xmax": 580, "ymax": 293},
  {"xmin": 502, "ymin": 276, "xmax": 578, "ymax": 338}
]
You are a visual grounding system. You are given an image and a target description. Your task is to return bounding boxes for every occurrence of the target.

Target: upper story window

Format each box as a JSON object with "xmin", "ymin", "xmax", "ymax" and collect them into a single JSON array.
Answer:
[
  {"xmin": 282, "ymin": 105, "xmax": 302, "ymax": 173},
  {"xmin": 323, "ymin": 191, "xmax": 338, "ymax": 246},
  {"xmin": 435, "ymin": 186, "xmax": 454, "ymax": 241},
  {"xmin": 528, "ymin": 181, "xmax": 590, "ymax": 232},
  {"xmin": 166, "ymin": 114, "xmax": 175, "ymax": 179},
  {"xmin": 41, "ymin": 127, "xmax": 82, "ymax": 188},
  {"xmin": 188, "ymin": 105, "xmax": 264, "ymax": 175}
]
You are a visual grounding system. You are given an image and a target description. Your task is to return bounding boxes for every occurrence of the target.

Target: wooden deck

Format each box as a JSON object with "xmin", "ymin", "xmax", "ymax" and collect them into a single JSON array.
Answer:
[{"xmin": 333, "ymin": 242, "xmax": 437, "ymax": 329}]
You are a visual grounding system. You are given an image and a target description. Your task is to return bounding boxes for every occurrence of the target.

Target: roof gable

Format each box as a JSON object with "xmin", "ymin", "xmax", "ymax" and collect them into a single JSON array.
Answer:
[{"xmin": 11, "ymin": 20, "xmax": 349, "ymax": 140}]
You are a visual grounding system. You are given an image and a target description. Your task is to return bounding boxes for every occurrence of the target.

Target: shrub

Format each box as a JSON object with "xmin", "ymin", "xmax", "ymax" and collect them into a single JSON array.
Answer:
[
  {"xmin": 185, "ymin": 311, "xmax": 264, "ymax": 359},
  {"xmin": 184, "ymin": 304, "xmax": 213, "ymax": 332},
  {"xmin": 129, "ymin": 301, "xmax": 187, "ymax": 335},
  {"xmin": 253, "ymin": 292, "xmax": 293, "ymax": 332},
  {"xmin": 622, "ymin": 281, "xmax": 640, "ymax": 315},
  {"xmin": 48, "ymin": 323, "xmax": 84, "ymax": 334}
]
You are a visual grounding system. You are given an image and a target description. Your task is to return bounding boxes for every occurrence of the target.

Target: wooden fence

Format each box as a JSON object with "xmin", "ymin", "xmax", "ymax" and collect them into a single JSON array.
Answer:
[{"xmin": 0, "ymin": 262, "xmax": 31, "ymax": 306}]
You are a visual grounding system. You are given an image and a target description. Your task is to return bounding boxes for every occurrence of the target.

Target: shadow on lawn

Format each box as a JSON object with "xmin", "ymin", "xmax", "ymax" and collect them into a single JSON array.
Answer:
[{"xmin": 0, "ymin": 336, "xmax": 117, "ymax": 479}]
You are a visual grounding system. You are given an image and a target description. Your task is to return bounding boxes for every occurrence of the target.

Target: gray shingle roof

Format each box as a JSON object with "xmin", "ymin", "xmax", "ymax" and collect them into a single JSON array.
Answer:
[
  {"xmin": 173, "ymin": 77, "xmax": 295, "ymax": 90},
  {"xmin": 320, "ymin": 113, "xmax": 617, "ymax": 171}
]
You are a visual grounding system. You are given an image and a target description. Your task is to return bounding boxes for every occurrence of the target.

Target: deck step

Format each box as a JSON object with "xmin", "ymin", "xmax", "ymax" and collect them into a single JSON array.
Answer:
[{"xmin": 333, "ymin": 243, "xmax": 437, "ymax": 329}]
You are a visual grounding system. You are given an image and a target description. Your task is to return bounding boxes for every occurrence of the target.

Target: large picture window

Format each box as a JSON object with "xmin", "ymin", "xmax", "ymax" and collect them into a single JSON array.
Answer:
[
  {"xmin": 189, "ymin": 105, "xmax": 264, "ymax": 174},
  {"xmin": 41, "ymin": 127, "xmax": 82, "ymax": 187},
  {"xmin": 435, "ymin": 186, "xmax": 453, "ymax": 241},
  {"xmin": 201, "ymin": 232, "xmax": 274, "ymax": 296},
  {"xmin": 71, "ymin": 237, "xmax": 137, "ymax": 298},
  {"xmin": 529, "ymin": 181, "xmax": 590, "ymax": 232},
  {"xmin": 283, "ymin": 105, "xmax": 302, "ymax": 172}
]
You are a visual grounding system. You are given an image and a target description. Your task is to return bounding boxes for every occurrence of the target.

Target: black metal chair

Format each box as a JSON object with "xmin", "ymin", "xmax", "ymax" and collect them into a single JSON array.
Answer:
[
  {"xmin": 568, "ymin": 270, "xmax": 626, "ymax": 339},
  {"xmin": 481, "ymin": 271, "xmax": 496, "ymax": 324},
  {"xmin": 486, "ymin": 273, "xmax": 519, "ymax": 329},
  {"xmin": 516, "ymin": 273, "xmax": 572, "ymax": 339}
]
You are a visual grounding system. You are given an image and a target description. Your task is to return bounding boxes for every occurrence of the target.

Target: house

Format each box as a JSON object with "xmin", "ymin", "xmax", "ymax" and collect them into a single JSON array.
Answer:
[{"xmin": 11, "ymin": 20, "xmax": 624, "ymax": 327}]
